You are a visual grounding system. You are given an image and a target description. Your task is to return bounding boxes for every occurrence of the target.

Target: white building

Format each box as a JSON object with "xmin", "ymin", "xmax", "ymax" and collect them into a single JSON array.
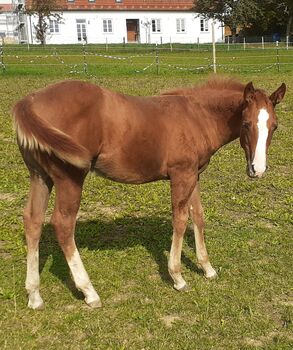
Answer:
[{"xmin": 25, "ymin": 0, "xmax": 224, "ymax": 45}]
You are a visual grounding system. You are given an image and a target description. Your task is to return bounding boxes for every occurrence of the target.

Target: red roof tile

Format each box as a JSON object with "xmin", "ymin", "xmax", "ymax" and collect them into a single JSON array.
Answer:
[
  {"xmin": 26, "ymin": 0, "xmax": 194, "ymax": 11},
  {"xmin": 0, "ymin": 4, "xmax": 13, "ymax": 12}
]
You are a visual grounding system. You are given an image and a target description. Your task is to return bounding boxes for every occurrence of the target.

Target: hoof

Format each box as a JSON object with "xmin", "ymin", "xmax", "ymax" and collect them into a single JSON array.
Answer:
[
  {"xmin": 28, "ymin": 300, "xmax": 44, "ymax": 310},
  {"xmin": 86, "ymin": 299, "xmax": 102, "ymax": 308},
  {"xmin": 174, "ymin": 283, "xmax": 189, "ymax": 292},
  {"xmin": 205, "ymin": 270, "xmax": 218, "ymax": 280}
]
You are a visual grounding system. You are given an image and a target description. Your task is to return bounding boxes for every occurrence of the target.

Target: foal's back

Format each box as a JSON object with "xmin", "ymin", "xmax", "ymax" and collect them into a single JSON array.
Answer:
[{"xmin": 14, "ymin": 80, "xmax": 202, "ymax": 183}]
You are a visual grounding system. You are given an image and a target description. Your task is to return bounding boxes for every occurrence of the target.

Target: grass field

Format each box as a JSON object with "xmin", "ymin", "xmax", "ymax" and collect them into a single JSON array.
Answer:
[
  {"xmin": 0, "ymin": 46, "xmax": 292, "ymax": 349},
  {"xmin": 1, "ymin": 43, "xmax": 293, "ymax": 76}
]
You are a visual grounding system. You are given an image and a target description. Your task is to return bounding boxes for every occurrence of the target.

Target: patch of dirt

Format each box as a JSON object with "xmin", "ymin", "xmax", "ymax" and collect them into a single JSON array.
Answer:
[
  {"xmin": 273, "ymin": 294, "xmax": 293, "ymax": 307},
  {"xmin": 111, "ymin": 292, "xmax": 133, "ymax": 304},
  {"xmin": 64, "ymin": 304, "xmax": 76, "ymax": 311},
  {"xmin": 277, "ymin": 165, "xmax": 291, "ymax": 176},
  {"xmin": 77, "ymin": 203, "xmax": 121, "ymax": 220},
  {"xmin": 160, "ymin": 315, "xmax": 181, "ymax": 328},
  {"xmin": 0, "ymin": 240, "xmax": 12, "ymax": 260},
  {"xmin": 0, "ymin": 193, "xmax": 17, "ymax": 201},
  {"xmin": 278, "ymin": 300, "xmax": 293, "ymax": 307},
  {"xmin": 245, "ymin": 331, "xmax": 293, "ymax": 348},
  {"xmin": 257, "ymin": 219, "xmax": 276, "ymax": 230},
  {"xmin": 247, "ymin": 240, "xmax": 257, "ymax": 247},
  {"xmin": 244, "ymin": 331, "xmax": 278, "ymax": 348},
  {"xmin": 147, "ymin": 273, "xmax": 160, "ymax": 282},
  {"xmin": 0, "ymin": 251, "xmax": 12, "ymax": 260}
]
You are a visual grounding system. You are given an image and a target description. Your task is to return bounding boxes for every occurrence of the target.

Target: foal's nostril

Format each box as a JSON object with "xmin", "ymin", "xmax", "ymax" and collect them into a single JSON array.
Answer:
[{"xmin": 247, "ymin": 163, "xmax": 256, "ymax": 178}]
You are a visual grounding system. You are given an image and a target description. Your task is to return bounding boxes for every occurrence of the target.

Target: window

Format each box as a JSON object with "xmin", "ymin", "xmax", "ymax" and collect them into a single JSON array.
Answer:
[
  {"xmin": 200, "ymin": 18, "xmax": 209, "ymax": 32},
  {"xmin": 176, "ymin": 18, "xmax": 186, "ymax": 33},
  {"xmin": 76, "ymin": 19, "xmax": 87, "ymax": 42},
  {"xmin": 49, "ymin": 19, "xmax": 59, "ymax": 33},
  {"xmin": 151, "ymin": 19, "xmax": 161, "ymax": 33},
  {"xmin": 103, "ymin": 19, "xmax": 113, "ymax": 33},
  {"xmin": 6, "ymin": 15, "xmax": 14, "ymax": 25}
]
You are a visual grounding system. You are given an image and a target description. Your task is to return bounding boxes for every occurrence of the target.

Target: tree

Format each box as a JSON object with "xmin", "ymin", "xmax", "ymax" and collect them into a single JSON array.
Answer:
[
  {"xmin": 264, "ymin": 1, "xmax": 292, "ymax": 37},
  {"xmin": 26, "ymin": 0, "xmax": 63, "ymax": 45},
  {"xmin": 194, "ymin": 0, "xmax": 293, "ymax": 39},
  {"xmin": 193, "ymin": 0, "xmax": 260, "ymax": 42},
  {"xmin": 283, "ymin": 0, "xmax": 293, "ymax": 37}
]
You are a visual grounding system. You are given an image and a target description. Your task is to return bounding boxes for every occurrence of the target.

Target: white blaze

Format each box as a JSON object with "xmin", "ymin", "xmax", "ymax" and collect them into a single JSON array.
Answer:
[{"xmin": 252, "ymin": 108, "xmax": 269, "ymax": 176}]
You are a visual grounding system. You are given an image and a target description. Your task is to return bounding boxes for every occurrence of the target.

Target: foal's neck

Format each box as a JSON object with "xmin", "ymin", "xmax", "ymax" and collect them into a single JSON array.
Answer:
[{"xmin": 205, "ymin": 91, "xmax": 244, "ymax": 150}]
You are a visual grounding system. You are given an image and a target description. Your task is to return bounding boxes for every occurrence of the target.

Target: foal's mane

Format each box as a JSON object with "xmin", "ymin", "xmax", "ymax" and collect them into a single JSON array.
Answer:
[{"xmin": 161, "ymin": 77, "xmax": 245, "ymax": 97}]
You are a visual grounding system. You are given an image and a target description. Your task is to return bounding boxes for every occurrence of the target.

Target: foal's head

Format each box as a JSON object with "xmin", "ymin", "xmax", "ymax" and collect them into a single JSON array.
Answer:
[{"xmin": 240, "ymin": 82, "xmax": 286, "ymax": 178}]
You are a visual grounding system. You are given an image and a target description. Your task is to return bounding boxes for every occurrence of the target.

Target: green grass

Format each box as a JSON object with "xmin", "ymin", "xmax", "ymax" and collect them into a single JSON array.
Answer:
[
  {"xmin": 1, "ymin": 43, "xmax": 293, "ymax": 77},
  {"xmin": 0, "ymin": 49, "xmax": 292, "ymax": 349}
]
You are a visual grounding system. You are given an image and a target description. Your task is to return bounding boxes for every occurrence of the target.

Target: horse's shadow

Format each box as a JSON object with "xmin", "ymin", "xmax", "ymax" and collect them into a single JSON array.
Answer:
[{"xmin": 38, "ymin": 216, "xmax": 202, "ymax": 299}]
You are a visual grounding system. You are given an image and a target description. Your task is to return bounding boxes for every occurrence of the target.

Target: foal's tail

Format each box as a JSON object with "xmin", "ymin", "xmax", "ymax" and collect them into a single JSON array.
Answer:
[{"xmin": 12, "ymin": 98, "xmax": 91, "ymax": 169}]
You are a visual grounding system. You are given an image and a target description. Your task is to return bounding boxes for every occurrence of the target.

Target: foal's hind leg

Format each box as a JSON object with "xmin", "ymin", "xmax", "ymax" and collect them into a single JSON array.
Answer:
[
  {"xmin": 24, "ymin": 174, "xmax": 52, "ymax": 309},
  {"xmin": 51, "ymin": 172, "xmax": 101, "ymax": 308},
  {"xmin": 188, "ymin": 183, "xmax": 217, "ymax": 279}
]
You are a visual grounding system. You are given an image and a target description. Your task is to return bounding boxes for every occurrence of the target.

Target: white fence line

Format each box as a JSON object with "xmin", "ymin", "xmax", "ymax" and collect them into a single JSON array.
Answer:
[{"xmin": 1, "ymin": 43, "xmax": 292, "ymax": 75}]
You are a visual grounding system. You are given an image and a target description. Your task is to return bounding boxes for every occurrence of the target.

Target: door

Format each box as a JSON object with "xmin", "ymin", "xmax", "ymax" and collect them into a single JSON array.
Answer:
[
  {"xmin": 126, "ymin": 19, "xmax": 139, "ymax": 42},
  {"xmin": 76, "ymin": 19, "xmax": 87, "ymax": 43}
]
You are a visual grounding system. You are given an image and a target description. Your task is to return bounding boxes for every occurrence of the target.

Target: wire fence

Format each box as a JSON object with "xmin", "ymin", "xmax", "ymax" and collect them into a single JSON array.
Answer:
[{"xmin": 0, "ymin": 41, "xmax": 293, "ymax": 76}]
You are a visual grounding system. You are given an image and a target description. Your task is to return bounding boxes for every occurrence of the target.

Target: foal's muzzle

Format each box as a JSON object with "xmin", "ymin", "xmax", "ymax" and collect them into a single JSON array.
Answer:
[{"xmin": 246, "ymin": 162, "xmax": 268, "ymax": 178}]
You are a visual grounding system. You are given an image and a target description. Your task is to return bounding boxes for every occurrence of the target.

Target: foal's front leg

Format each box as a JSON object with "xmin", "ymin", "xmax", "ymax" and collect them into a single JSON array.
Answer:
[
  {"xmin": 168, "ymin": 170, "xmax": 196, "ymax": 291},
  {"xmin": 188, "ymin": 183, "xmax": 217, "ymax": 279}
]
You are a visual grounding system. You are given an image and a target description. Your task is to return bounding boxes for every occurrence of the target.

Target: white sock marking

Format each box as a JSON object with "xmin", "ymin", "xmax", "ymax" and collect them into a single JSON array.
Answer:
[
  {"xmin": 168, "ymin": 236, "xmax": 186, "ymax": 290},
  {"xmin": 68, "ymin": 249, "xmax": 100, "ymax": 304},
  {"xmin": 26, "ymin": 249, "xmax": 44, "ymax": 309},
  {"xmin": 194, "ymin": 224, "xmax": 217, "ymax": 278},
  {"xmin": 252, "ymin": 108, "xmax": 269, "ymax": 176}
]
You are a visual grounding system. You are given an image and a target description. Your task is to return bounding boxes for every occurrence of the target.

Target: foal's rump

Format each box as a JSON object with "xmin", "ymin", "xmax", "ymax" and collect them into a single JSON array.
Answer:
[
  {"xmin": 13, "ymin": 97, "xmax": 92, "ymax": 169},
  {"xmin": 12, "ymin": 80, "xmax": 104, "ymax": 169}
]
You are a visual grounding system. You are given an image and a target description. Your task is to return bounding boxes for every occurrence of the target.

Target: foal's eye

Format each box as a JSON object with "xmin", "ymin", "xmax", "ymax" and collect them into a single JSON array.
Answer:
[
  {"xmin": 242, "ymin": 121, "xmax": 251, "ymax": 129},
  {"xmin": 272, "ymin": 123, "xmax": 278, "ymax": 131}
]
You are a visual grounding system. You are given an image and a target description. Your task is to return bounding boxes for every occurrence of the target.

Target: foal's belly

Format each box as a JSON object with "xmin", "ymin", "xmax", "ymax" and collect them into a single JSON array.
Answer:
[{"xmin": 92, "ymin": 151, "xmax": 168, "ymax": 184}]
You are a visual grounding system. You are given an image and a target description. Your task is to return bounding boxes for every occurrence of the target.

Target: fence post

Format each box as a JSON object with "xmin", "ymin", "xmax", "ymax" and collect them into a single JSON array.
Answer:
[
  {"xmin": 155, "ymin": 43, "xmax": 159, "ymax": 75},
  {"xmin": 276, "ymin": 41, "xmax": 280, "ymax": 72},
  {"xmin": 243, "ymin": 37, "xmax": 246, "ymax": 50},
  {"xmin": 82, "ymin": 42, "xmax": 88, "ymax": 74},
  {"xmin": 286, "ymin": 36, "xmax": 289, "ymax": 50},
  {"xmin": 227, "ymin": 35, "xmax": 230, "ymax": 51},
  {"xmin": 0, "ymin": 37, "xmax": 5, "ymax": 72},
  {"xmin": 197, "ymin": 37, "xmax": 200, "ymax": 50},
  {"xmin": 170, "ymin": 36, "xmax": 173, "ymax": 52},
  {"xmin": 212, "ymin": 21, "xmax": 216, "ymax": 73},
  {"xmin": 261, "ymin": 36, "xmax": 264, "ymax": 49},
  {"xmin": 160, "ymin": 36, "xmax": 163, "ymax": 45},
  {"xmin": 123, "ymin": 37, "xmax": 125, "ymax": 47}
]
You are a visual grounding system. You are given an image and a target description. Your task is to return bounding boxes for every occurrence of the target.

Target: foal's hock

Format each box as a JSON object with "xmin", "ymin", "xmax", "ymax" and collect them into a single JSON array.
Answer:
[{"xmin": 13, "ymin": 78, "xmax": 286, "ymax": 309}]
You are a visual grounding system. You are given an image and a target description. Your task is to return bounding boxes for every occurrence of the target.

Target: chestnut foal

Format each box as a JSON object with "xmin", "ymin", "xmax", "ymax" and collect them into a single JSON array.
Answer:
[{"xmin": 13, "ymin": 78, "xmax": 286, "ymax": 309}]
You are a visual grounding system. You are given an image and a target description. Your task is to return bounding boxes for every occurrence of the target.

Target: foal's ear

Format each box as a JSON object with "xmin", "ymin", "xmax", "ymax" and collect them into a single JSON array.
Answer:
[
  {"xmin": 270, "ymin": 83, "xmax": 286, "ymax": 106},
  {"xmin": 244, "ymin": 81, "xmax": 255, "ymax": 103}
]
